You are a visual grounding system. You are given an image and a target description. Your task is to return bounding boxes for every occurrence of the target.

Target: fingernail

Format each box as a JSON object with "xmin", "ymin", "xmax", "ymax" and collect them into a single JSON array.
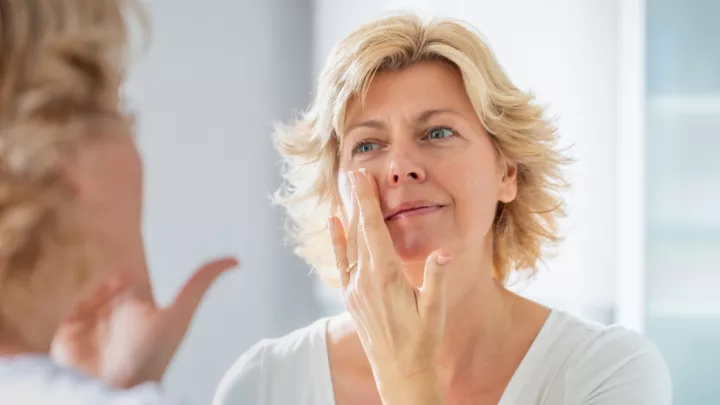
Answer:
[
  {"xmin": 436, "ymin": 255, "xmax": 451, "ymax": 265},
  {"xmin": 327, "ymin": 216, "xmax": 335, "ymax": 231},
  {"xmin": 358, "ymin": 168, "xmax": 367, "ymax": 180}
]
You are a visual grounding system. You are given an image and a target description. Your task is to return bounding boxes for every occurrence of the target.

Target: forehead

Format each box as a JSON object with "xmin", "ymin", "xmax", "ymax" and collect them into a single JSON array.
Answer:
[{"xmin": 343, "ymin": 60, "xmax": 474, "ymax": 128}]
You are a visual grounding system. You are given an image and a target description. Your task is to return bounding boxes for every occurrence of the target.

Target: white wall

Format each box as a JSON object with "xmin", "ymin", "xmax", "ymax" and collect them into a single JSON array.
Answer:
[
  {"xmin": 313, "ymin": 0, "xmax": 621, "ymax": 322},
  {"xmin": 125, "ymin": 0, "xmax": 317, "ymax": 402}
]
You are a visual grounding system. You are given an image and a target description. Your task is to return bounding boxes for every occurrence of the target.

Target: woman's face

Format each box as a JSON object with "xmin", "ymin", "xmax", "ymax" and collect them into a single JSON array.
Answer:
[{"xmin": 337, "ymin": 61, "xmax": 517, "ymax": 280}]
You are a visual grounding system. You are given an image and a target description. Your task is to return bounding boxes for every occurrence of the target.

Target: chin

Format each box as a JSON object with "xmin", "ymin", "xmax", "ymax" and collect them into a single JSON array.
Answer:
[{"xmin": 393, "ymin": 237, "xmax": 442, "ymax": 264}]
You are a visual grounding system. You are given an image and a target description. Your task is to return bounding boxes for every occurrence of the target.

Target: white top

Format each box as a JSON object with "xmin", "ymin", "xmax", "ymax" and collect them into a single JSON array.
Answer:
[
  {"xmin": 0, "ymin": 355, "xmax": 185, "ymax": 405},
  {"xmin": 214, "ymin": 309, "xmax": 673, "ymax": 405}
]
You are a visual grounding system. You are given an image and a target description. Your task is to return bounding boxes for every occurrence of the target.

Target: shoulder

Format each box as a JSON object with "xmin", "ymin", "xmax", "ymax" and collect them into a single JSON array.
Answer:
[
  {"xmin": 0, "ymin": 355, "xmax": 184, "ymax": 405},
  {"xmin": 553, "ymin": 312, "xmax": 672, "ymax": 404},
  {"xmin": 213, "ymin": 318, "xmax": 333, "ymax": 405}
]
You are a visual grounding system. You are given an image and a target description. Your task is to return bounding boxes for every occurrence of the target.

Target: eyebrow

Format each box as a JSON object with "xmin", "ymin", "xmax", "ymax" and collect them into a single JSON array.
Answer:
[{"xmin": 344, "ymin": 108, "xmax": 461, "ymax": 134}]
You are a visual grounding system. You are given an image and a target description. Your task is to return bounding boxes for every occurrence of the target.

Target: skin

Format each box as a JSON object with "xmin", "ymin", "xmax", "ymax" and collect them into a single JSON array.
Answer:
[
  {"xmin": 0, "ymin": 122, "xmax": 238, "ymax": 389},
  {"xmin": 327, "ymin": 60, "xmax": 551, "ymax": 405},
  {"xmin": 51, "ymin": 130, "xmax": 239, "ymax": 388},
  {"xmin": 329, "ymin": 171, "xmax": 449, "ymax": 405}
]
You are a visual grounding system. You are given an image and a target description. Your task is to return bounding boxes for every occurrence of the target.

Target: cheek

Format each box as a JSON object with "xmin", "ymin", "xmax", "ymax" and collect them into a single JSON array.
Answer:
[
  {"xmin": 439, "ymin": 153, "xmax": 501, "ymax": 227},
  {"xmin": 435, "ymin": 150, "xmax": 499, "ymax": 197}
]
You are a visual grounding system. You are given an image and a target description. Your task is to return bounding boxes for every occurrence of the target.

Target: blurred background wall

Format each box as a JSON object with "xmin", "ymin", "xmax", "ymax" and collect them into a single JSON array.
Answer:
[
  {"xmin": 125, "ymin": 0, "xmax": 319, "ymax": 402},
  {"xmin": 125, "ymin": 0, "xmax": 719, "ymax": 403}
]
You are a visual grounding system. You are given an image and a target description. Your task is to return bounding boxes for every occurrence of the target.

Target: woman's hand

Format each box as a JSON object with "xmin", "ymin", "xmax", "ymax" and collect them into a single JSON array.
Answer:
[
  {"xmin": 51, "ymin": 257, "xmax": 238, "ymax": 389},
  {"xmin": 328, "ymin": 170, "xmax": 449, "ymax": 405}
]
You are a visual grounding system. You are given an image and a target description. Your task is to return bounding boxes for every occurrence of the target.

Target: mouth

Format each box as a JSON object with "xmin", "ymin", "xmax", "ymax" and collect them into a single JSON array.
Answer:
[{"xmin": 384, "ymin": 202, "xmax": 445, "ymax": 221}]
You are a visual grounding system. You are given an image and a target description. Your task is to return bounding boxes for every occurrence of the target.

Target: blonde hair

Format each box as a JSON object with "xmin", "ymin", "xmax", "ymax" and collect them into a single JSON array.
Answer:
[
  {"xmin": 275, "ymin": 13, "xmax": 569, "ymax": 286},
  {"xmin": 0, "ymin": 0, "xmax": 143, "ymax": 345}
]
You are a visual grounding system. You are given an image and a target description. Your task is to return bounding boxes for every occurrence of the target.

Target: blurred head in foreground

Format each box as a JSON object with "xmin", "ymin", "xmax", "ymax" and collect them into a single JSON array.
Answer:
[{"xmin": 0, "ymin": 0, "xmax": 145, "ymax": 352}]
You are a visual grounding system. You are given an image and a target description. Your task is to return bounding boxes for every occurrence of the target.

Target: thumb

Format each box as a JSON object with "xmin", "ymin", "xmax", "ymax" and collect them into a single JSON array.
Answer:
[
  {"xmin": 168, "ymin": 256, "xmax": 239, "ymax": 329},
  {"xmin": 418, "ymin": 250, "xmax": 450, "ymax": 327}
]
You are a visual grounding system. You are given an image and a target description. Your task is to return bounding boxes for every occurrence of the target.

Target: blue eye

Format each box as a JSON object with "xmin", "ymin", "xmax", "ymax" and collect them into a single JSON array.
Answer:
[
  {"xmin": 353, "ymin": 141, "xmax": 380, "ymax": 155},
  {"xmin": 427, "ymin": 127, "xmax": 455, "ymax": 140}
]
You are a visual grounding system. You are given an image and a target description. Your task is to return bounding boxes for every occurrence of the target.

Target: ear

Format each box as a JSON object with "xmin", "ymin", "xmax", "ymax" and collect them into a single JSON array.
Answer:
[
  {"xmin": 57, "ymin": 139, "xmax": 102, "ymax": 201},
  {"xmin": 498, "ymin": 159, "xmax": 518, "ymax": 203},
  {"xmin": 57, "ymin": 151, "xmax": 84, "ymax": 199}
]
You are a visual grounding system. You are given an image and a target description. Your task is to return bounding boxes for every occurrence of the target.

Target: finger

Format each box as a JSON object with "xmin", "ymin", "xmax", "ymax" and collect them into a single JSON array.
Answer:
[
  {"xmin": 345, "ymin": 172, "xmax": 361, "ymax": 272},
  {"xmin": 168, "ymin": 257, "xmax": 239, "ymax": 328},
  {"xmin": 329, "ymin": 216, "xmax": 350, "ymax": 289},
  {"xmin": 354, "ymin": 170, "xmax": 395, "ymax": 265},
  {"xmin": 419, "ymin": 249, "xmax": 451, "ymax": 327},
  {"xmin": 356, "ymin": 207, "xmax": 370, "ymax": 278}
]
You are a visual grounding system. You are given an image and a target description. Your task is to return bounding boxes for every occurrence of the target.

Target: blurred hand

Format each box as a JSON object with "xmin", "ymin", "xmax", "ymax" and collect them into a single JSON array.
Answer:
[
  {"xmin": 329, "ymin": 170, "xmax": 448, "ymax": 405},
  {"xmin": 51, "ymin": 257, "xmax": 238, "ymax": 389}
]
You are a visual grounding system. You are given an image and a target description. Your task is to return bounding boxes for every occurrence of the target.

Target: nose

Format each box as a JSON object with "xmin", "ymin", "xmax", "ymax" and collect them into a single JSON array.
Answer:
[{"xmin": 387, "ymin": 147, "xmax": 426, "ymax": 186}]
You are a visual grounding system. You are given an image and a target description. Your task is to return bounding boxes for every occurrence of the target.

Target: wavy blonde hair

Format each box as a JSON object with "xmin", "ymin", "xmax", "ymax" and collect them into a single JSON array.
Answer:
[
  {"xmin": 0, "ymin": 0, "xmax": 143, "ymax": 345},
  {"xmin": 275, "ymin": 14, "xmax": 569, "ymax": 286}
]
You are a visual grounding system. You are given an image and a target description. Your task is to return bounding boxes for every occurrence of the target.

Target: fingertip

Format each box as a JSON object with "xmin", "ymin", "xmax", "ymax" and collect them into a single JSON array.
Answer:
[
  {"xmin": 359, "ymin": 168, "xmax": 374, "ymax": 191},
  {"xmin": 221, "ymin": 257, "xmax": 240, "ymax": 270},
  {"xmin": 358, "ymin": 168, "xmax": 374, "ymax": 183},
  {"xmin": 436, "ymin": 256, "xmax": 451, "ymax": 266},
  {"xmin": 434, "ymin": 249, "xmax": 451, "ymax": 266},
  {"xmin": 227, "ymin": 260, "xmax": 240, "ymax": 272},
  {"xmin": 203, "ymin": 257, "xmax": 240, "ymax": 277}
]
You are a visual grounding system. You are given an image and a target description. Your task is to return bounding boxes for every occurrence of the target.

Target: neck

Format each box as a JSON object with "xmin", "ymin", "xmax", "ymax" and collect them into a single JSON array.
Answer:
[
  {"xmin": 0, "ymin": 334, "xmax": 50, "ymax": 358},
  {"xmin": 428, "ymin": 241, "xmax": 530, "ymax": 393},
  {"xmin": 401, "ymin": 248, "xmax": 520, "ymax": 369},
  {"xmin": 436, "ymin": 276, "xmax": 517, "ymax": 369},
  {"xmin": 85, "ymin": 220, "xmax": 149, "ymax": 285}
]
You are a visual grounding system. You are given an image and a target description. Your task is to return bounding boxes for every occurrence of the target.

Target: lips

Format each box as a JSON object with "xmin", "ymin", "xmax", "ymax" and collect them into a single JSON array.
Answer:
[{"xmin": 384, "ymin": 202, "xmax": 444, "ymax": 221}]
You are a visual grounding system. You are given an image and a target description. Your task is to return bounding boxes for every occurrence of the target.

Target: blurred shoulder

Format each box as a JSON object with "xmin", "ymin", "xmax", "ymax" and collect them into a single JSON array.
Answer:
[{"xmin": 0, "ymin": 355, "xmax": 184, "ymax": 405}]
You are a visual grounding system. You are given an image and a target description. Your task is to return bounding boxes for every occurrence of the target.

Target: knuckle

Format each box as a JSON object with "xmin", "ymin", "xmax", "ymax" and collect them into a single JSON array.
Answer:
[
  {"xmin": 342, "ymin": 289, "xmax": 353, "ymax": 304},
  {"xmin": 346, "ymin": 290, "xmax": 363, "ymax": 310},
  {"xmin": 358, "ymin": 277, "xmax": 377, "ymax": 296},
  {"xmin": 376, "ymin": 263, "xmax": 403, "ymax": 288}
]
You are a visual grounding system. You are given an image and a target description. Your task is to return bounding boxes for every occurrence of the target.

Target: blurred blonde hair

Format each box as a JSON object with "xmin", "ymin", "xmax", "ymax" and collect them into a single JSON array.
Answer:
[
  {"xmin": 274, "ymin": 13, "xmax": 570, "ymax": 286},
  {"xmin": 0, "ymin": 0, "xmax": 143, "ymax": 345}
]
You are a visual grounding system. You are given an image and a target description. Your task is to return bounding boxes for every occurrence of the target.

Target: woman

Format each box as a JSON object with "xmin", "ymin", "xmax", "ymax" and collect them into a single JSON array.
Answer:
[
  {"xmin": 0, "ymin": 0, "xmax": 239, "ymax": 403},
  {"xmin": 0, "ymin": 2, "xmax": 436, "ymax": 404},
  {"xmin": 215, "ymin": 13, "xmax": 672, "ymax": 405}
]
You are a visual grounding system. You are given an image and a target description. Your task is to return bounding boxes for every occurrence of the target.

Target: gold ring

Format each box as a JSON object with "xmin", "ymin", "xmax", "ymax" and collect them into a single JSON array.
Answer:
[{"xmin": 346, "ymin": 261, "xmax": 358, "ymax": 273}]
